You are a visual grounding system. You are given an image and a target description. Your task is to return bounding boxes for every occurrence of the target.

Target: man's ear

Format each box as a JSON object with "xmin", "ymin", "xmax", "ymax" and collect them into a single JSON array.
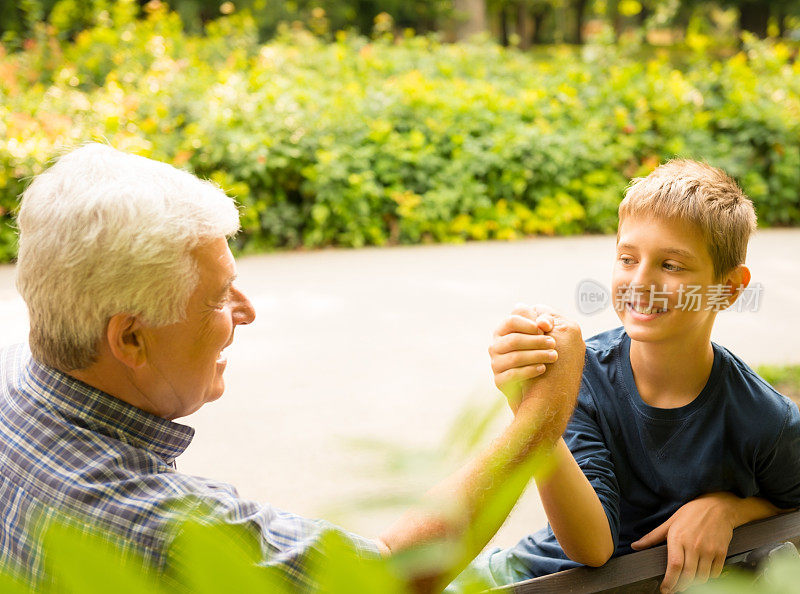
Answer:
[
  {"xmin": 106, "ymin": 314, "xmax": 147, "ymax": 369},
  {"xmin": 722, "ymin": 265, "xmax": 751, "ymax": 310}
]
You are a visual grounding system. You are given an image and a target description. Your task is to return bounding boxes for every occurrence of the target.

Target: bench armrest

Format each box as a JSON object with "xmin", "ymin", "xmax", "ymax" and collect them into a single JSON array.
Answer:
[{"xmin": 492, "ymin": 509, "xmax": 800, "ymax": 594}]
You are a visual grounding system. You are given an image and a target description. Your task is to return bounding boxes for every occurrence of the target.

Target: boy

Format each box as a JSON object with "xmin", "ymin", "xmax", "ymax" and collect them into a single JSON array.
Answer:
[{"xmin": 456, "ymin": 160, "xmax": 800, "ymax": 593}]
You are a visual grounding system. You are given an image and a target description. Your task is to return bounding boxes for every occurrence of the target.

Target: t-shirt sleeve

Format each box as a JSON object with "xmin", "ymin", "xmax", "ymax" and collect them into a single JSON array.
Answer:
[
  {"xmin": 563, "ymin": 379, "xmax": 621, "ymax": 547},
  {"xmin": 754, "ymin": 399, "xmax": 800, "ymax": 508}
]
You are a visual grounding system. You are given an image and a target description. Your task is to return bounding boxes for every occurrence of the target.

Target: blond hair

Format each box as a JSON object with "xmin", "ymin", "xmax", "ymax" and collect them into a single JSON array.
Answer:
[{"xmin": 619, "ymin": 160, "xmax": 757, "ymax": 279}]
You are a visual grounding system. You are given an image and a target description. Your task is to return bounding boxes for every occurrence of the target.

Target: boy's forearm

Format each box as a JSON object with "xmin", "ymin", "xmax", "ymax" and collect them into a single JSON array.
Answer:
[
  {"xmin": 723, "ymin": 494, "xmax": 789, "ymax": 527},
  {"xmin": 536, "ymin": 438, "xmax": 614, "ymax": 567}
]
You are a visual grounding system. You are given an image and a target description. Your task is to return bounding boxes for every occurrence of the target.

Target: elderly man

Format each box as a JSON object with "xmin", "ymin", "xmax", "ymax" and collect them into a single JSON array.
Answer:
[{"xmin": 0, "ymin": 143, "xmax": 584, "ymax": 592}]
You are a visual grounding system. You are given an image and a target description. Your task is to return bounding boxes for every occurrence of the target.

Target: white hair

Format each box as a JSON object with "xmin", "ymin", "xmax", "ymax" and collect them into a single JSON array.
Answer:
[{"xmin": 16, "ymin": 143, "xmax": 241, "ymax": 371}]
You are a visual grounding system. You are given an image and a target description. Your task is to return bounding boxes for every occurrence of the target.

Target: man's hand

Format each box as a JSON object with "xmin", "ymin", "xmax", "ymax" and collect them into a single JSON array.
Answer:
[{"xmin": 631, "ymin": 493, "xmax": 738, "ymax": 593}]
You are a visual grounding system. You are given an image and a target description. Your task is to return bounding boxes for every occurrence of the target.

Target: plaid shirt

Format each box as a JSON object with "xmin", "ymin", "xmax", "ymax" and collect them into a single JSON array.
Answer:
[{"xmin": 0, "ymin": 343, "xmax": 379, "ymax": 589}]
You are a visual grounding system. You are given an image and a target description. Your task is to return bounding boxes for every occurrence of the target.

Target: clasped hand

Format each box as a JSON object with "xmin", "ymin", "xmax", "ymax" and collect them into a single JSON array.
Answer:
[{"xmin": 488, "ymin": 303, "xmax": 584, "ymax": 415}]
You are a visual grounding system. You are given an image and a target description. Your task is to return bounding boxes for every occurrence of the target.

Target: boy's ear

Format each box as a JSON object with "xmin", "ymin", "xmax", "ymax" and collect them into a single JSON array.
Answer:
[
  {"xmin": 106, "ymin": 313, "xmax": 147, "ymax": 369},
  {"xmin": 721, "ymin": 265, "xmax": 751, "ymax": 310}
]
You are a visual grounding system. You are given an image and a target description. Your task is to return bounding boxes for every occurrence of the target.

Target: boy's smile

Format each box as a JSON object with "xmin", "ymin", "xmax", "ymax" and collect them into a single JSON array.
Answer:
[
  {"xmin": 612, "ymin": 215, "xmax": 745, "ymax": 346},
  {"xmin": 624, "ymin": 301, "xmax": 668, "ymax": 320}
]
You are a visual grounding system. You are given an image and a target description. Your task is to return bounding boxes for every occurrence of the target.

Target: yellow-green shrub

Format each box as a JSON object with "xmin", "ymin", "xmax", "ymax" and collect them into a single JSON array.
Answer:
[{"xmin": 1, "ymin": 7, "xmax": 798, "ymax": 260}]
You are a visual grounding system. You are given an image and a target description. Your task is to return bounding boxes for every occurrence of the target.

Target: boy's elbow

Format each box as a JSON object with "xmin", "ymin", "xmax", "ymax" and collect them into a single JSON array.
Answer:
[
  {"xmin": 579, "ymin": 550, "xmax": 613, "ymax": 567},
  {"xmin": 564, "ymin": 540, "xmax": 614, "ymax": 568}
]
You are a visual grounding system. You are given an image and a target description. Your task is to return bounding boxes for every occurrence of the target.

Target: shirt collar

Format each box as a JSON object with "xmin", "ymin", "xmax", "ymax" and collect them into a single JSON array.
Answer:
[{"xmin": 22, "ymin": 349, "xmax": 195, "ymax": 465}]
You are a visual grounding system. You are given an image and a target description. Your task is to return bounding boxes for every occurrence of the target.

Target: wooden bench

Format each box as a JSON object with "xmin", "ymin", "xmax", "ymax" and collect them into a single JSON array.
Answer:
[{"xmin": 492, "ymin": 510, "xmax": 800, "ymax": 593}]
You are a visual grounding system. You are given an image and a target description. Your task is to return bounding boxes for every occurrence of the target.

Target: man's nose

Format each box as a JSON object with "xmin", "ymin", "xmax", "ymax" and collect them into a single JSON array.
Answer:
[{"xmin": 231, "ymin": 287, "xmax": 256, "ymax": 325}]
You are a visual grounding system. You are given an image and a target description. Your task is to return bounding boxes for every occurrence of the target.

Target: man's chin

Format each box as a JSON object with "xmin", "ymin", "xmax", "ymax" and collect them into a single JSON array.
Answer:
[
  {"xmin": 192, "ymin": 380, "xmax": 226, "ymax": 414},
  {"xmin": 208, "ymin": 380, "xmax": 225, "ymax": 403},
  {"xmin": 176, "ymin": 386, "xmax": 225, "ymax": 419}
]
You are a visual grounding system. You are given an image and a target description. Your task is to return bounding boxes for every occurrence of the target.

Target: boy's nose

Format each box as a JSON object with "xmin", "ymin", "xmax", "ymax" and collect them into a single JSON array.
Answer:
[{"xmin": 630, "ymin": 265, "xmax": 658, "ymax": 292}]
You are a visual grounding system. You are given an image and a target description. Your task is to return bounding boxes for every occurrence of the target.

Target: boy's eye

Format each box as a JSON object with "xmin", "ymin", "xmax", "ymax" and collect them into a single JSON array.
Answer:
[
  {"xmin": 663, "ymin": 262, "xmax": 684, "ymax": 272},
  {"xmin": 619, "ymin": 255, "xmax": 635, "ymax": 265}
]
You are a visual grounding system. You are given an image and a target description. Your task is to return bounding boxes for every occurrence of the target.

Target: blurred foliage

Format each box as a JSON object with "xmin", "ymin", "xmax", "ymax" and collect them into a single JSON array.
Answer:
[
  {"xmin": 0, "ymin": 0, "xmax": 454, "ymax": 44},
  {"xmin": 691, "ymin": 551, "xmax": 800, "ymax": 594},
  {"xmin": 1, "ymin": 0, "xmax": 799, "ymax": 47},
  {"xmin": 1, "ymin": 443, "xmax": 800, "ymax": 592},
  {"xmin": 0, "ymin": 1, "xmax": 798, "ymax": 260},
  {"xmin": 0, "ymin": 512, "xmax": 417, "ymax": 593},
  {"xmin": 756, "ymin": 364, "xmax": 800, "ymax": 401}
]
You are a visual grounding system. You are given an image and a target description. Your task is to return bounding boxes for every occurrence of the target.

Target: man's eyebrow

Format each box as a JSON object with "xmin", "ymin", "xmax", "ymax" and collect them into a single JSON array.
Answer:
[{"xmin": 216, "ymin": 275, "xmax": 237, "ymax": 299}]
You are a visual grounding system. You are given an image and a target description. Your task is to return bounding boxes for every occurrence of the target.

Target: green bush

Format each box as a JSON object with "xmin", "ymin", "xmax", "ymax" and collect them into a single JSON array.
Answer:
[{"xmin": 1, "ymin": 5, "xmax": 798, "ymax": 260}]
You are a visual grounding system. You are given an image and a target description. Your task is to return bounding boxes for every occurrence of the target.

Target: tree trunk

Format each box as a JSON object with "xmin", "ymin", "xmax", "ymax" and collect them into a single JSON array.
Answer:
[
  {"xmin": 516, "ymin": 2, "xmax": 530, "ymax": 48},
  {"xmin": 739, "ymin": 1, "xmax": 769, "ymax": 38},
  {"xmin": 531, "ymin": 7, "xmax": 546, "ymax": 44},
  {"xmin": 571, "ymin": 0, "xmax": 588, "ymax": 44},
  {"xmin": 608, "ymin": 0, "xmax": 623, "ymax": 41},
  {"xmin": 453, "ymin": 0, "xmax": 487, "ymax": 41},
  {"xmin": 673, "ymin": 2, "xmax": 693, "ymax": 42},
  {"xmin": 638, "ymin": 4, "xmax": 652, "ymax": 28},
  {"xmin": 777, "ymin": 9, "xmax": 787, "ymax": 38},
  {"xmin": 500, "ymin": 4, "xmax": 510, "ymax": 46}
]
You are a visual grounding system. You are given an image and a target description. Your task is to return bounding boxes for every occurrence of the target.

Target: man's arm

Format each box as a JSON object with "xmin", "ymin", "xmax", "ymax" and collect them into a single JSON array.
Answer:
[{"xmin": 378, "ymin": 305, "xmax": 585, "ymax": 593}]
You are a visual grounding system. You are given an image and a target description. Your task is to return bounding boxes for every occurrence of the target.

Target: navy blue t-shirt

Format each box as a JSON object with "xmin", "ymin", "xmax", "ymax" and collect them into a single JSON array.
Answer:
[{"xmin": 494, "ymin": 327, "xmax": 800, "ymax": 581}]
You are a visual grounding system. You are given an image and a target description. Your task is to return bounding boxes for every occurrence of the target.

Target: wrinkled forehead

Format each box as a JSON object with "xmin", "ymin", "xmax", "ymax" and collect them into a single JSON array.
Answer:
[{"xmin": 192, "ymin": 238, "xmax": 237, "ymax": 291}]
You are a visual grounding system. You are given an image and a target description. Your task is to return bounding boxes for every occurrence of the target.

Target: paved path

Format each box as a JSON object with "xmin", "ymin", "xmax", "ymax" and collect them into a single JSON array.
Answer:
[{"xmin": 1, "ymin": 230, "xmax": 798, "ymax": 547}]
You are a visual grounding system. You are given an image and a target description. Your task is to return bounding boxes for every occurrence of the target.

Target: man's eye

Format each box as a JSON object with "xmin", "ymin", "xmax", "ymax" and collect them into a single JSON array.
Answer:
[
  {"xmin": 663, "ymin": 262, "xmax": 684, "ymax": 272},
  {"xmin": 619, "ymin": 256, "xmax": 635, "ymax": 265}
]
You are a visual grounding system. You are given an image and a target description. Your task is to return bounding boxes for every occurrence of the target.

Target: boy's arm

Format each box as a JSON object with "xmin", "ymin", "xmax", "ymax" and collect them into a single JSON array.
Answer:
[
  {"xmin": 536, "ymin": 437, "xmax": 614, "ymax": 566},
  {"xmin": 631, "ymin": 493, "xmax": 790, "ymax": 594},
  {"xmin": 490, "ymin": 306, "xmax": 615, "ymax": 567},
  {"xmin": 635, "ymin": 401, "xmax": 800, "ymax": 593}
]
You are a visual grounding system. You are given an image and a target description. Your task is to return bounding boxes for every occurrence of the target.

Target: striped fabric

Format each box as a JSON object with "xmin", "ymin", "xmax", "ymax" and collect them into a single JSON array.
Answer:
[{"xmin": 0, "ymin": 343, "xmax": 379, "ymax": 589}]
